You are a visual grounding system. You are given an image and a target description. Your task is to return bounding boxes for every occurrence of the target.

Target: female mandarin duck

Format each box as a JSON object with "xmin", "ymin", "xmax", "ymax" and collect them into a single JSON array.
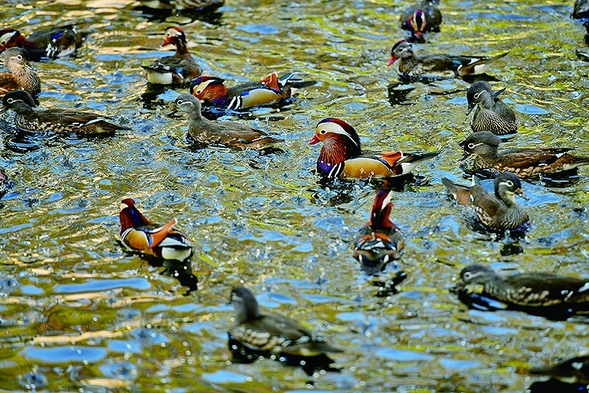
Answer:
[
  {"xmin": 455, "ymin": 264, "xmax": 589, "ymax": 318},
  {"xmin": 0, "ymin": 26, "xmax": 87, "ymax": 61},
  {"xmin": 190, "ymin": 72, "xmax": 315, "ymax": 111},
  {"xmin": 2, "ymin": 90, "xmax": 130, "ymax": 134},
  {"xmin": 400, "ymin": 0, "xmax": 442, "ymax": 41},
  {"xmin": 119, "ymin": 198, "xmax": 194, "ymax": 262},
  {"xmin": 459, "ymin": 131, "xmax": 589, "ymax": 179},
  {"xmin": 388, "ymin": 39, "xmax": 509, "ymax": 79},
  {"xmin": 308, "ymin": 118, "xmax": 438, "ymax": 180},
  {"xmin": 352, "ymin": 189, "xmax": 405, "ymax": 275},
  {"xmin": 172, "ymin": 93, "xmax": 282, "ymax": 149},
  {"xmin": 0, "ymin": 47, "xmax": 41, "ymax": 98},
  {"xmin": 467, "ymin": 81, "xmax": 517, "ymax": 135},
  {"xmin": 229, "ymin": 287, "xmax": 343, "ymax": 359},
  {"xmin": 142, "ymin": 26, "xmax": 202, "ymax": 85},
  {"xmin": 441, "ymin": 172, "xmax": 529, "ymax": 231}
]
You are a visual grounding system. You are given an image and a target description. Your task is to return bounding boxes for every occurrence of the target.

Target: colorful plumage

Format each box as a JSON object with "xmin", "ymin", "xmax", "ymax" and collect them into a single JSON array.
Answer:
[
  {"xmin": 119, "ymin": 198, "xmax": 194, "ymax": 262},
  {"xmin": 400, "ymin": 0, "xmax": 442, "ymax": 41},
  {"xmin": 308, "ymin": 118, "xmax": 438, "ymax": 180},
  {"xmin": 190, "ymin": 72, "xmax": 315, "ymax": 111},
  {"xmin": 0, "ymin": 26, "xmax": 87, "ymax": 61},
  {"xmin": 142, "ymin": 26, "xmax": 202, "ymax": 85},
  {"xmin": 352, "ymin": 189, "xmax": 405, "ymax": 275}
]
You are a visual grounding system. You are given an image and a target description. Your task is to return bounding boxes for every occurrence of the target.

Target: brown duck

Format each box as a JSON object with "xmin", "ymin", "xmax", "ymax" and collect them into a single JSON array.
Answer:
[
  {"xmin": 388, "ymin": 40, "xmax": 509, "ymax": 79},
  {"xmin": 172, "ymin": 94, "xmax": 283, "ymax": 149},
  {"xmin": 442, "ymin": 172, "xmax": 529, "ymax": 231},
  {"xmin": 0, "ymin": 47, "xmax": 41, "ymax": 97},
  {"xmin": 467, "ymin": 81, "xmax": 517, "ymax": 135},
  {"xmin": 459, "ymin": 131, "xmax": 589, "ymax": 178},
  {"xmin": 2, "ymin": 90, "xmax": 130, "ymax": 134}
]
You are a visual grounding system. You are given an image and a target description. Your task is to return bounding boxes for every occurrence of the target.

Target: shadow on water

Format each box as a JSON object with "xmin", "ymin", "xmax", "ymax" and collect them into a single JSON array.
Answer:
[
  {"xmin": 146, "ymin": 257, "xmax": 199, "ymax": 294},
  {"xmin": 227, "ymin": 338, "xmax": 341, "ymax": 377}
]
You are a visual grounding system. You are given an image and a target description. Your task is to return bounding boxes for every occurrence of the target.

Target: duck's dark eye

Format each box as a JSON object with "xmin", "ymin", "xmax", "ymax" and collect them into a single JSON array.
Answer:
[
  {"xmin": 474, "ymin": 91, "xmax": 484, "ymax": 100},
  {"xmin": 319, "ymin": 129, "xmax": 326, "ymax": 134},
  {"xmin": 16, "ymin": 55, "xmax": 23, "ymax": 61},
  {"xmin": 0, "ymin": 41, "xmax": 5, "ymax": 45},
  {"xmin": 7, "ymin": 98, "xmax": 14, "ymax": 104},
  {"xmin": 463, "ymin": 272, "xmax": 472, "ymax": 280},
  {"xmin": 467, "ymin": 143, "xmax": 475, "ymax": 149},
  {"xmin": 506, "ymin": 180, "xmax": 514, "ymax": 187},
  {"xmin": 195, "ymin": 89, "xmax": 202, "ymax": 95}
]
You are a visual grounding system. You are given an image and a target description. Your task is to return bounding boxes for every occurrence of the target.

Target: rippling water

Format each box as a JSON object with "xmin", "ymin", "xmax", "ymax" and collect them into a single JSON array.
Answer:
[{"xmin": 1, "ymin": 0, "xmax": 589, "ymax": 391}]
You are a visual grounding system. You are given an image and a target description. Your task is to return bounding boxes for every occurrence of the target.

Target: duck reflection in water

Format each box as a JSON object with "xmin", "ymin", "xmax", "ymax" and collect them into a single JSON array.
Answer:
[{"xmin": 529, "ymin": 354, "xmax": 589, "ymax": 393}]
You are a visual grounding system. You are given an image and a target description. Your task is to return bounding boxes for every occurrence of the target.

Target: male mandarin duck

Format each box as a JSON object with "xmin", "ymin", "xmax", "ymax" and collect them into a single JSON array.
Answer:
[
  {"xmin": 119, "ymin": 198, "xmax": 194, "ymax": 262},
  {"xmin": 172, "ymin": 93, "xmax": 282, "ymax": 149},
  {"xmin": 441, "ymin": 172, "xmax": 529, "ymax": 231},
  {"xmin": 0, "ymin": 47, "xmax": 41, "ymax": 98},
  {"xmin": 467, "ymin": 81, "xmax": 517, "ymax": 135},
  {"xmin": 228, "ymin": 287, "xmax": 343, "ymax": 360},
  {"xmin": 454, "ymin": 264, "xmax": 589, "ymax": 317},
  {"xmin": 2, "ymin": 90, "xmax": 130, "ymax": 134},
  {"xmin": 388, "ymin": 39, "xmax": 509, "ymax": 79},
  {"xmin": 352, "ymin": 189, "xmax": 405, "ymax": 275},
  {"xmin": 0, "ymin": 26, "xmax": 87, "ymax": 61},
  {"xmin": 308, "ymin": 118, "xmax": 438, "ymax": 180},
  {"xmin": 190, "ymin": 72, "xmax": 315, "ymax": 111},
  {"xmin": 459, "ymin": 131, "xmax": 589, "ymax": 179},
  {"xmin": 142, "ymin": 26, "xmax": 202, "ymax": 85},
  {"xmin": 400, "ymin": 0, "xmax": 442, "ymax": 41}
]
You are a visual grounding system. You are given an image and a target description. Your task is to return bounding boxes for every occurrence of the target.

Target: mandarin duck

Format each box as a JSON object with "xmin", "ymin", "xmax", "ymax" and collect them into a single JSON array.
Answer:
[
  {"xmin": 172, "ymin": 93, "xmax": 282, "ymax": 149},
  {"xmin": 441, "ymin": 172, "xmax": 529, "ymax": 231},
  {"xmin": 400, "ymin": 0, "xmax": 442, "ymax": 41},
  {"xmin": 531, "ymin": 355, "xmax": 589, "ymax": 384},
  {"xmin": 119, "ymin": 198, "xmax": 194, "ymax": 262},
  {"xmin": 454, "ymin": 264, "xmax": 589, "ymax": 318},
  {"xmin": 142, "ymin": 26, "xmax": 202, "ymax": 85},
  {"xmin": 190, "ymin": 72, "xmax": 315, "ymax": 111},
  {"xmin": 308, "ymin": 118, "xmax": 438, "ymax": 180},
  {"xmin": 352, "ymin": 189, "xmax": 405, "ymax": 275},
  {"xmin": 388, "ymin": 40, "xmax": 509, "ymax": 80},
  {"xmin": 0, "ymin": 26, "xmax": 87, "ymax": 61},
  {"xmin": 228, "ymin": 287, "xmax": 343, "ymax": 371},
  {"xmin": 459, "ymin": 131, "xmax": 589, "ymax": 179},
  {"xmin": 467, "ymin": 81, "xmax": 517, "ymax": 135},
  {"xmin": 2, "ymin": 90, "xmax": 130, "ymax": 134},
  {"xmin": 0, "ymin": 47, "xmax": 41, "ymax": 98}
]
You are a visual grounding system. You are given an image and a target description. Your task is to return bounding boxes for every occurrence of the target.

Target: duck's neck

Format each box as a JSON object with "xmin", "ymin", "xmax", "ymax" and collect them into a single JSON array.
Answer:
[{"xmin": 174, "ymin": 38, "xmax": 191, "ymax": 58}]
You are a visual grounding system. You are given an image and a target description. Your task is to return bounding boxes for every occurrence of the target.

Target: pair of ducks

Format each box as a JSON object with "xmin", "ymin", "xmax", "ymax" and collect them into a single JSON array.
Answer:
[
  {"xmin": 0, "ymin": 25, "xmax": 88, "ymax": 97},
  {"xmin": 144, "ymin": 26, "xmax": 315, "ymax": 111},
  {"xmin": 0, "ymin": 26, "xmax": 86, "ymax": 61}
]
